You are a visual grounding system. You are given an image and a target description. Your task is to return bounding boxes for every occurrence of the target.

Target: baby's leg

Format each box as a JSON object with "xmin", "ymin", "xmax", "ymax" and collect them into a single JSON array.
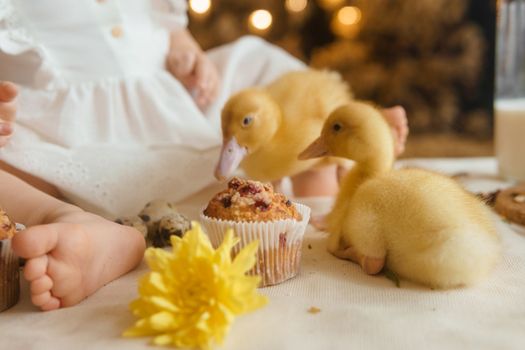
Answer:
[
  {"xmin": 291, "ymin": 164, "xmax": 339, "ymax": 197},
  {"xmin": 0, "ymin": 160, "xmax": 61, "ymax": 198},
  {"xmin": 292, "ymin": 165, "xmax": 338, "ymax": 231},
  {"xmin": 1, "ymin": 170, "xmax": 145, "ymax": 311}
]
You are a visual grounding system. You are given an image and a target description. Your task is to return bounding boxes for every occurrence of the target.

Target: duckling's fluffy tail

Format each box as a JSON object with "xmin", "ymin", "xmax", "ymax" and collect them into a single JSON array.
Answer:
[{"xmin": 394, "ymin": 226, "xmax": 500, "ymax": 289}]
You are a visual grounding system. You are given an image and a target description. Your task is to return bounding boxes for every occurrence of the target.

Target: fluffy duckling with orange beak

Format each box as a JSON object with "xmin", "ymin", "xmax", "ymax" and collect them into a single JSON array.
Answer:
[
  {"xmin": 215, "ymin": 70, "xmax": 352, "ymax": 185},
  {"xmin": 299, "ymin": 102, "xmax": 500, "ymax": 288}
]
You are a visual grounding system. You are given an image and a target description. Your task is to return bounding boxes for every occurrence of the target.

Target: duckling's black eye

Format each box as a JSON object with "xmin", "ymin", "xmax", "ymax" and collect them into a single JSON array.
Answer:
[
  {"xmin": 332, "ymin": 122, "xmax": 342, "ymax": 132},
  {"xmin": 242, "ymin": 115, "xmax": 254, "ymax": 127}
]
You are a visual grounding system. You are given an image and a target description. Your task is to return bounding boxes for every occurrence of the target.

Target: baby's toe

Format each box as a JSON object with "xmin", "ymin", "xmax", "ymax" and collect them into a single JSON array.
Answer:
[
  {"xmin": 23, "ymin": 255, "xmax": 48, "ymax": 281},
  {"xmin": 47, "ymin": 256, "xmax": 84, "ymax": 304},
  {"xmin": 40, "ymin": 297, "xmax": 61, "ymax": 311},
  {"xmin": 58, "ymin": 293, "xmax": 87, "ymax": 308},
  {"xmin": 50, "ymin": 272, "xmax": 86, "ymax": 307},
  {"xmin": 31, "ymin": 291, "xmax": 53, "ymax": 307},
  {"xmin": 30, "ymin": 275, "xmax": 53, "ymax": 295},
  {"xmin": 50, "ymin": 278, "xmax": 80, "ymax": 300},
  {"xmin": 12, "ymin": 225, "xmax": 59, "ymax": 258}
]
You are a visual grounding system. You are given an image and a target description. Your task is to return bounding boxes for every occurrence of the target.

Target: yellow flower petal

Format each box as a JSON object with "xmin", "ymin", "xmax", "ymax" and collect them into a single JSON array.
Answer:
[
  {"xmin": 231, "ymin": 240, "xmax": 259, "ymax": 275},
  {"xmin": 129, "ymin": 299, "xmax": 154, "ymax": 318},
  {"xmin": 215, "ymin": 229, "xmax": 239, "ymax": 264},
  {"xmin": 123, "ymin": 319, "xmax": 156, "ymax": 337},
  {"xmin": 182, "ymin": 222, "xmax": 215, "ymax": 258},
  {"xmin": 149, "ymin": 311, "xmax": 177, "ymax": 331},
  {"xmin": 144, "ymin": 272, "xmax": 169, "ymax": 294},
  {"xmin": 152, "ymin": 334, "xmax": 174, "ymax": 346},
  {"xmin": 123, "ymin": 221, "xmax": 267, "ymax": 349},
  {"xmin": 148, "ymin": 296, "xmax": 179, "ymax": 313},
  {"xmin": 145, "ymin": 248, "xmax": 172, "ymax": 271}
]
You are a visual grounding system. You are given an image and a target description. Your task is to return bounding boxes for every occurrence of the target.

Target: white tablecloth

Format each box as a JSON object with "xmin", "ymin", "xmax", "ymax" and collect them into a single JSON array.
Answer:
[{"xmin": 1, "ymin": 158, "xmax": 525, "ymax": 350}]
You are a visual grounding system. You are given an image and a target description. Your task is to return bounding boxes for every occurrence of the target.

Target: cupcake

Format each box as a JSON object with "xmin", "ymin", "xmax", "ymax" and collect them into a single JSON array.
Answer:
[
  {"xmin": 201, "ymin": 177, "xmax": 310, "ymax": 287},
  {"xmin": 0, "ymin": 208, "xmax": 20, "ymax": 312}
]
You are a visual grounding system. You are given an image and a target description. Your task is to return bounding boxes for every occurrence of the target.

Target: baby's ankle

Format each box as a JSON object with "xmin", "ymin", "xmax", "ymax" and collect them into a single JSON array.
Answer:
[{"xmin": 41, "ymin": 203, "xmax": 85, "ymax": 225}]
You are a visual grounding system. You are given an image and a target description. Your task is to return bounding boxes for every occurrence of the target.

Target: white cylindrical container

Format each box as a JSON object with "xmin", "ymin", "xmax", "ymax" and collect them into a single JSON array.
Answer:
[
  {"xmin": 495, "ymin": 0, "xmax": 525, "ymax": 181},
  {"xmin": 495, "ymin": 99, "xmax": 525, "ymax": 181}
]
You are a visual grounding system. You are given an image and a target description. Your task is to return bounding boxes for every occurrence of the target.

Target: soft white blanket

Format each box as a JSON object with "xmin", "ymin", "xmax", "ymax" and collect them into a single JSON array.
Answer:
[{"xmin": 1, "ymin": 158, "xmax": 524, "ymax": 350}]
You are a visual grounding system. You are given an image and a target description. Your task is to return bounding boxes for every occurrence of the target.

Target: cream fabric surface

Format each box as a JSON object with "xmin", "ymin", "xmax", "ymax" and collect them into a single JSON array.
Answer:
[
  {"xmin": 0, "ymin": 0, "xmax": 304, "ymax": 218},
  {"xmin": 1, "ymin": 158, "xmax": 525, "ymax": 350}
]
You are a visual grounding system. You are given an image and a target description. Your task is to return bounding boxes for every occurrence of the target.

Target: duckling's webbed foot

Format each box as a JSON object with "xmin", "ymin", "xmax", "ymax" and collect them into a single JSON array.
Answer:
[
  {"xmin": 332, "ymin": 246, "xmax": 359, "ymax": 261},
  {"xmin": 333, "ymin": 246, "xmax": 385, "ymax": 275},
  {"xmin": 361, "ymin": 256, "xmax": 385, "ymax": 275}
]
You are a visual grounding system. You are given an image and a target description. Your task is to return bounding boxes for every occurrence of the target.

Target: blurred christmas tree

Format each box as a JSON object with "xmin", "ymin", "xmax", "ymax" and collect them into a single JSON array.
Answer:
[{"xmin": 188, "ymin": 0, "xmax": 495, "ymax": 136}]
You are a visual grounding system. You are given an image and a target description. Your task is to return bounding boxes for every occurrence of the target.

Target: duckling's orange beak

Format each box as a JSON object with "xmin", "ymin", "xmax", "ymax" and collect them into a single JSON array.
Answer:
[
  {"xmin": 298, "ymin": 137, "xmax": 330, "ymax": 160},
  {"xmin": 214, "ymin": 137, "xmax": 248, "ymax": 180}
]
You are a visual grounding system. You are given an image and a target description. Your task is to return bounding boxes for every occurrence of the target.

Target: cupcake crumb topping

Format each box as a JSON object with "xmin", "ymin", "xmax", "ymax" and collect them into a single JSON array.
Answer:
[
  {"xmin": 0, "ymin": 208, "xmax": 16, "ymax": 240},
  {"xmin": 203, "ymin": 177, "xmax": 301, "ymax": 222}
]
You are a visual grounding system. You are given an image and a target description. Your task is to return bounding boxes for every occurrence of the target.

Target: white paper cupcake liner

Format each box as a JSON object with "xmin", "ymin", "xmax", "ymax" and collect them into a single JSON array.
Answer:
[
  {"xmin": 0, "ymin": 237, "xmax": 20, "ymax": 312},
  {"xmin": 200, "ymin": 203, "xmax": 311, "ymax": 287}
]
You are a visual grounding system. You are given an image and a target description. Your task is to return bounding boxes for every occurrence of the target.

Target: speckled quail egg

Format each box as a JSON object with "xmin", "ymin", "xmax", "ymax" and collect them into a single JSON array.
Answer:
[
  {"xmin": 148, "ymin": 213, "xmax": 192, "ymax": 248},
  {"xmin": 138, "ymin": 199, "xmax": 178, "ymax": 234}
]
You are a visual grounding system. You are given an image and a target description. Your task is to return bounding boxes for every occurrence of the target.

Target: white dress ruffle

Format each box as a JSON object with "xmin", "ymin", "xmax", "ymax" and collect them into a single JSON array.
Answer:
[{"xmin": 0, "ymin": 0, "xmax": 305, "ymax": 217}]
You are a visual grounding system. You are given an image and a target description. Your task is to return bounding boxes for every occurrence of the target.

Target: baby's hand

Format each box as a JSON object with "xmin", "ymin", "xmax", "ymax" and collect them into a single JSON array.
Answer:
[
  {"xmin": 0, "ymin": 82, "xmax": 17, "ymax": 147},
  {"xmin": 167, "ymin": 30, "xmax": 219, "ymax": 109}
]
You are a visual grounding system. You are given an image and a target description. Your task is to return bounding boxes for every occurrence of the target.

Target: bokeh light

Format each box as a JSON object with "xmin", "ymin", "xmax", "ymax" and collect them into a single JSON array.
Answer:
[
  {"xmin": 189, "ymin": 0, "xmax": 211, "ymax": 15},
  {"xmin": 318, "ymin": 0, "xmax": 345, "ymax": 11},
  {"xmin": 285, "ymin": 0, "xmax": 308, "ymax": 13},
  {"xmin": 331, "ymin": 6, "xmax": 362, "ymax": 38},
  {"xmin": 249, "ymin": 10, "xmax": 273, "ymax": 32},
  {"xmin": 337, "ymin": 6, "xmax": 362, "ymax": 26}
]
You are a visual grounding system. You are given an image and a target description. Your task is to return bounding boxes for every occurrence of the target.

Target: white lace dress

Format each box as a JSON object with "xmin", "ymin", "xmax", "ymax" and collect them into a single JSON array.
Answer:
[{"xmin": 0, "ymin": 0, "xmax": 304, "ymax": 217}]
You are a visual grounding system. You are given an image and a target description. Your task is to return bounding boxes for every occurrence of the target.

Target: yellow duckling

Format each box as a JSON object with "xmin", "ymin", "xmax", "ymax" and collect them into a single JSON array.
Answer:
[
  {"xmin": 215, "ymin": 70, "xmax": 352, "ymax": 186},
  {"xmin": 299, "ymin": 102, "xmax": 500, "ymax": 288}
]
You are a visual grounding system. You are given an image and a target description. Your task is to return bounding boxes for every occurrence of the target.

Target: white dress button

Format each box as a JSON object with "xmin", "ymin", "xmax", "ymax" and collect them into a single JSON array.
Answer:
[{"xmin": 111, "ymin": 26, "xmax": 123, "ymax": 38}]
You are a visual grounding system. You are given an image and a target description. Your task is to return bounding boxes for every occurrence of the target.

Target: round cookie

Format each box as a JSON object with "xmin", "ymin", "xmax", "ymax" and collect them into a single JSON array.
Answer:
[{"xmin": 494, "ymin": 184, "xmax": 525, "ymax": 226}]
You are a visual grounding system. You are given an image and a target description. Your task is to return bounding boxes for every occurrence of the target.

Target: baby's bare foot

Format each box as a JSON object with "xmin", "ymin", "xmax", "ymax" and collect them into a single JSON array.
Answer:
[{"xmin": 12, "ymin": 209, "xmax": 145, "ymax": 311}]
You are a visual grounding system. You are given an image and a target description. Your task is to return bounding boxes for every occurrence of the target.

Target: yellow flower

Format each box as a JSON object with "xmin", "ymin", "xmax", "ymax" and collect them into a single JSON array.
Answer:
[{"xmin": 123, "ymin": 222, "xmax": 267, "ymax": 349}]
